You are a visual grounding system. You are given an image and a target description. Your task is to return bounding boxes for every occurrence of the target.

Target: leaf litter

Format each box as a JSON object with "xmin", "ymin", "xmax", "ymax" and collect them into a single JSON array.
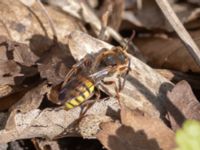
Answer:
[{"xmin": 0, "ymin": 0, "xmax": 199, "ymax": 150}]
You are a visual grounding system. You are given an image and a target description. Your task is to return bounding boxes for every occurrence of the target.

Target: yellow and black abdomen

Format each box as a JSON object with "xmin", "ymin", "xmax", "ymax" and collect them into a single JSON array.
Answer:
[{"xmin": 59, "ymin": 76, "xmax": 95, "ymax": 110}]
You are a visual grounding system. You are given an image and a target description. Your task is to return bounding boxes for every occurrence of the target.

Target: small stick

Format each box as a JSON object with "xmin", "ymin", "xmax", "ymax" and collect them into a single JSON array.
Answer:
[
  {"xmin": 155, "ymin": 0, "xmax": 200, "ymax": 67},
  {"xmin": 37, "ymin": 0, "xmax": 57, "ymax": 41},
  {"xmin": 98, "ymin": 4, "xmax": 112, "ymax": 40}
]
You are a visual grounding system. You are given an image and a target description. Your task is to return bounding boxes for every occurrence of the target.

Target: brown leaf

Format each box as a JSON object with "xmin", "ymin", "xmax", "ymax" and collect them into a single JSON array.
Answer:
[
  {"xmin": 68, "ymin": 31, "xmax": 112, "ymax": 61},
  {"xmin": 5, "ymin": 82, "xmax": 49, "ymax": 130},
  {"xmin": 166, "ymin": 80, "xmax": 200, "ymax": 130},
  {"xmin": 0, "ymin": 85, "xmax": 13, "ymax": 98},
  {"xmin": 99, "ymin": 0, "xmax": 125, "ymax": 30},
  {"xmin": 37, "ymin": 43, "xmax": 73, "ymax": 85},
  {"xmin": 134, "ymin": 30, "xmax": 200, "ymax": 72},
  {"xmin": 0, "ymin": 91, "xmax": 26, "ymax": 111},
  {"xmin": 10, "ymin": 82, "xmax": 49, "ymax": 113},
  {"xmin": 97, "ymin": 106, "xmax": 175, "ymax": 150},
  {"xmin": 0, "ymin": 0, "xmax": 85, "ymax": 44},
  {"xmin": 12, "ymin": 42, "xmax": 39, "ymax": 67},
  {"xmin": 187, "ymin": 0, "xmax": 200, "ymax": 5},
  {"xmin": 0, "ymin": 36, "xmax": 38, "ymax": 87},
  {"xmin": 156, "ymin": 69, "xmax": 200, "ymax": 90},
  {"xmin": 0, "ymin": 98, "xmax": 120, "ymax": 143},
  {"xmin": 0, "ymin": 61, "xmax": 22, "ymax": 85},
  {"xmin": 123, "ymin": 0, "xmax": 200, "ymax": 31}
]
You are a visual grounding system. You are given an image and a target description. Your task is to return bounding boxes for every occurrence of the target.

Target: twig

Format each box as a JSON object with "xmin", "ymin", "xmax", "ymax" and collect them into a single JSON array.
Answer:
[
  {"xmin": 155, "ymin": 0, "xmax": 200, "ymax": 67},
  {"xmin": 98, "ymin": 4, "xmax": 112, "ymax": 40},
  {"xmin": 37, "ymin": 0, "xmax": 57, "ymax": 41}
]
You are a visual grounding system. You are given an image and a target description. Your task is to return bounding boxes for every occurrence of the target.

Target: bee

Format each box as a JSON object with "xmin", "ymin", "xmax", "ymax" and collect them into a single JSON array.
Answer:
[
  {"xmin": 56, "ymin": 47, "xmax": 130, "ymax": 113},
  {"xmin": 57, "ymin": 65, "xmax": 113, "ymax": 114},
  {"xmin": 55, "ymin": 33, "xmax": 133, "ymax": 113}
]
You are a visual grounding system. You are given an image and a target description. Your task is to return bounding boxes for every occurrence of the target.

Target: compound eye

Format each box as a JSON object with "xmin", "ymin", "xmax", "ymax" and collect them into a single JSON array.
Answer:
[
  {"xmin": 106, "ymin": 55, "xmax": 115, "ymax": 65},
  {"xmin": 107, "ymin": 55, "xmax": 113, "ymax": 61},
  {"xmin": 118, "ymin": 54, "xmax": 125, "ymax": 61}
]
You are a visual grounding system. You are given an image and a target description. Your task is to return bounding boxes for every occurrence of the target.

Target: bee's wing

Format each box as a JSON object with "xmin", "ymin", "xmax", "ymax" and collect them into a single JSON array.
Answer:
[
  {"xmin": 62, "ymin": 55, "xmax": 93, "ymax": 86},
  {"xmin": 89, "ymin": 66, "xmax": 114, "ymax": 80}
]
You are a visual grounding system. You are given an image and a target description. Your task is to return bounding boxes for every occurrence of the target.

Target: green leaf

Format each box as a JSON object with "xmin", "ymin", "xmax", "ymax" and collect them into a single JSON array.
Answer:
[{"xmin": 176, "ymin": 120, "xmax": 200, "ymax": 150}]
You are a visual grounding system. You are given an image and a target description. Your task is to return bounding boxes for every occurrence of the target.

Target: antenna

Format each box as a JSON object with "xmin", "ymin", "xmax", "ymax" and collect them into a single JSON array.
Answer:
[{"xmin": 123, "ymin": 30, "xmax": 135, "ymax": 51}]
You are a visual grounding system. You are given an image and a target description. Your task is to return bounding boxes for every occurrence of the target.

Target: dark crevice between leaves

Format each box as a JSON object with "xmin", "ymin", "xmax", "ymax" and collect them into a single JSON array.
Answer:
[{"xmin": 57, "ymin": 137, "xmax": 105, "ymax": 150}]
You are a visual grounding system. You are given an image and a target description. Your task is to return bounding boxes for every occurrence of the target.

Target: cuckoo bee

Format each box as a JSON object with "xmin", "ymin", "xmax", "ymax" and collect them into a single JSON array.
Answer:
[
  {"xmin": 57, "ymin": 45, "xmax": 130, "ymax": 112},
  {"xmin": 57, "ymin": 64, "xmax": 113, "ymax": 114}
]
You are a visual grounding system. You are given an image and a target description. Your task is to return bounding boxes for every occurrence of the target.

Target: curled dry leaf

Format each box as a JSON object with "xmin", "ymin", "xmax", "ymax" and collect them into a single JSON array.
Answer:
[
  {"xmin": 0, "ymin": 36, "xmax": 38, "ymax": 84},
  {"xmin": 37, "ymin": 43, "xmax": 72, "ymax": 85},
  {"xmin": 134, "ymin": 30, "xmax": 200, "ymax": 72},
  {"xmin": 126, "ymin": 0, "xmax": 167, "ymax": 29},
  {"xmin": 166, "ymin": 80, "xmax": 200, "ymax": 130},
  {"xmin": 187, "ymin": 0, "xmax": 200, "ymax": 5},
  {"xmin": 99, "ymin": 0, "xmax": 125, "ymax": 30},
  {"xmin": 0, "ymin": 85, "xmax": 13, "ymax": 98},
  {"xmin": 123, "ymin": 0, "xmax": 200, "ymax": 31},
  {"xmin": 156, "ymin": 69, "xmax": 200, "ymax": 90},
  {"xmin": 0, "ymin": 0, "xmax": 85, "ymax": 44},
  {"xmin": 0, "ymin": 98, "xmax": 119, "ymax": 143},
  {"xmin": 0, "ymin": 90, "xmax": 27, "ymax": 111},
  {"xmin": 68, "ymin": 31, "xmax": 112, "ymax": 61},
  {"xmin": 97, "ymin": 105, "xmax": 175, "ymax": 150},
  {"xmin": 20, "ymin": 0, "xmax": 36, "ymax": 7},
  {"xmin": 5, "ymin": 82, "xmax": 49, "ymax": 130}
]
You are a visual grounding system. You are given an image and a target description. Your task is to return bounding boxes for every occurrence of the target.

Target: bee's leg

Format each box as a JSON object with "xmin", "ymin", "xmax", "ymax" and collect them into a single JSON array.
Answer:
[
  {"xmin": 120, "ymin": 61, "xmax": 131, "ymax": 91},
  {"xmin": 101, "ymin": 80, "xmax": 120, "ymax": 102},
  {"xmin": 99, "ymin": 83, "xmax": 114, "ymax": 98},
  {"xmin": 79, "ymin": 89, "xmax": 101, "ymax": 117},
  {"xmin": 54, "ymin": 105, "xmax": 65, "ymax": 112}
]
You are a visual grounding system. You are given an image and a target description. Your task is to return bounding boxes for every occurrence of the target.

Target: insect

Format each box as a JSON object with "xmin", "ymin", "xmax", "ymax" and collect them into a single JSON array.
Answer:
[
  {"xmin": 56, "ymin": 46, "xmax": 130, "ymax": 114},
  {"xmin": 56, "ymin": 33, "xmax": 133, "ymax": 112},
  {"xmin": 57, "ymin": 65, "xmax": 114, "ymax": 115}
]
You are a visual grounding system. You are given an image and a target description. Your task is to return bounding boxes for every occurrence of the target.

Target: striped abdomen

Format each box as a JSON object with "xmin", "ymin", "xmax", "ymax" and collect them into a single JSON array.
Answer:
[{"xmin": 59, "ymin": 76, "xmax": 95, "ymax": 110}]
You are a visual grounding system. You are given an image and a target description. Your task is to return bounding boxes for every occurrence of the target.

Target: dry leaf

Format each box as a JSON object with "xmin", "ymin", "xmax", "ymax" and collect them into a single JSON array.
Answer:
[
  {"xmin": 20, "ymin": 0, "xmax": 36, "ymax": 6},
  {"xmin": 156, "ymin": 69, "xmax": 200, "ymax": 90},
  {"xmin": 0, "ymin": 0, "xmax": 85, "ymax": 43},
  {"xmin": 0, "ymin": 36, "xmax": 38, "ymax": 87},
  {"xmin": 187, "ymin": 0, "xmax": 200, "ymax": 5},
  {"xmin": 0, "ymin": 98, "xmax": 120, "ymax": 143},
  {"xmin": 166, "ymin": 80, "xmax": 200, "ymax": 130},
  {"xmin": 134, "ymin": 30, "xmax": 200, "ymax": 72},
  {"xmin": 0, "ymin": 85, "xmax": 13, "ymax": 98},
  {"xmin": 0, "ymin": 91, "xmax": 26, "ymax": 111},
  {"xmin": 37, "ymin": 43, "xmax": 73, "ymax": 85},
  {"xmin": 99, "ymin": 0, "xmax": 125, "ymax": 30},
  {"xmin": 97, "ymin": 105, "xmax": 175, "ymax": 150},
  {"xmin": 5, "ymin": 82, "xmax": 49, "ymax": 130},
  {"xmin": 123, "ymin": 0, "xmax": 200, "ymax": 31},
  {"xmin": 12, "ymin": 42, "xmax": 39, "ymax": 67}
]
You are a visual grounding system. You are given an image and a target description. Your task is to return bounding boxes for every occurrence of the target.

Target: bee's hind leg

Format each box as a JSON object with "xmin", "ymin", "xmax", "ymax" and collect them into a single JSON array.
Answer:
[{"xmin": 79, "ymin": 89, "xmax": 101, "ymax": 117}]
